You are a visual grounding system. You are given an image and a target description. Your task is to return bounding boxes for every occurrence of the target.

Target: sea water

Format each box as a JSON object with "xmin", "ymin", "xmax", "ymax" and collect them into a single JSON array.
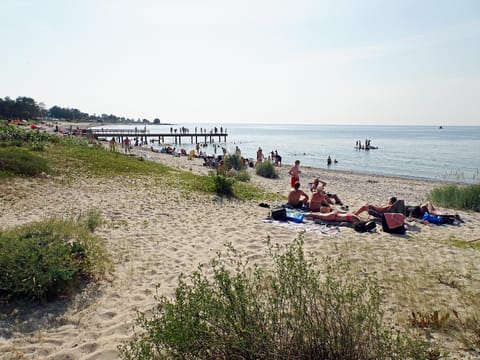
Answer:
[{"xmin": 92, "ymin": 124, "xmax": 480, "ymax": 184}]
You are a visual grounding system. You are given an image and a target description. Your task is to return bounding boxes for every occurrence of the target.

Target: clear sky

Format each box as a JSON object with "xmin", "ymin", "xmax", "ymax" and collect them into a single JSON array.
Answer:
[{"xmin": 1, "ymin": 0, "xmax": 479, "ymax": 125}]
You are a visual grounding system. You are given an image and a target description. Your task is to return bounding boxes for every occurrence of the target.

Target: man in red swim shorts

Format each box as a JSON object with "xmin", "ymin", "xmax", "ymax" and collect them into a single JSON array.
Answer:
[{"xmin": 288, "ymin": 160, "xmax": 301, "ymax": 188}]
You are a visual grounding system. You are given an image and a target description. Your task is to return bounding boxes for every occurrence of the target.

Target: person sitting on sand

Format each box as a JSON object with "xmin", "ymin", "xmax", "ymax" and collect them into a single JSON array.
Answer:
[
  {"xmin": 309, "ymin": 187, "xmax": 334, "ymax": 213},
  {"xmin": 309, "ymin": 178, "xmax": 344, "ymax": 206},
  {"xmin": 354, "ymin": 196, "xmax": 397, "ymax": 216},
  {"xmin": 287, "ymin": 182, "xmax": 309, "ymax": 208},
  {"xmin": 305, "ymin": 211, "xmax": 360, "ymax": 224}
]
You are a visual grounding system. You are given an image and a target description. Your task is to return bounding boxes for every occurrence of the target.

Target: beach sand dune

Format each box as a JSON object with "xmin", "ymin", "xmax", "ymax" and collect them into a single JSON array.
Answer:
[{"xmin": 1, "ymin": 145, "xmax": 479, "ymax": 359}]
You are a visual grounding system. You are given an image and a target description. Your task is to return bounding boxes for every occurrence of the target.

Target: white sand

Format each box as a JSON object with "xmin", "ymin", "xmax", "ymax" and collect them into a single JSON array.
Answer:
[{"xmin": 1, "ymin": 141, "xmax": 479, "ymax": 359}]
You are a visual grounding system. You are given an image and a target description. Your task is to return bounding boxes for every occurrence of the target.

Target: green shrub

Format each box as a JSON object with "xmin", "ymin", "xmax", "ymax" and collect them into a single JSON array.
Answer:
[
  {"xmin": 255, "ymin": 160, "xmax": 279, "ymax": 179},
  {"xmin": 0, "ymin": 214, "xmax": 111, "ymax": 301},
  {"xmin": 0, "ymin": 147, "xmax": 50, "ymax": 176},
  {"xmin": 212, "ymin": 174, "xmax": 235, "ymax": 197},
  {"xmin": 0, "ymin": 124, "xmax": 56, "ymax": 144},
  {"xmin": 30, "ymin": 140, "xmax": 47, "ymax": 151},
  {"xmin": 224, "ymin": 153, "xmax": 245, "ymax": 171},
  {"xmin": 428, "ymin": 184, "xmax": 480, "ymax": 212},
  {"xmin": 119, "ymin": 236, "xmax": 429, "ymax": 359},
  {"xmin": 235, "ymin": 169, "xmax": 251, "ymax": 182}
]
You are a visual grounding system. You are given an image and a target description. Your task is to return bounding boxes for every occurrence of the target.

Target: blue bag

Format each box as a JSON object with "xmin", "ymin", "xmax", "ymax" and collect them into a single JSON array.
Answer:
[
  {"xmin": 423, "ymin": 212, "xmax": 442, "ymax": 225},
  {"xmin": 286, "ymin": 210, "xmax": 304, "ymax": 223}
]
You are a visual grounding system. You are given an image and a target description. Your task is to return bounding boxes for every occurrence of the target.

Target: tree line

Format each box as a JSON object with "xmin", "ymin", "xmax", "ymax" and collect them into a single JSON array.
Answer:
[{"xmin": 0, "ymin": 96, "xmax": 159, "ymax": 124}]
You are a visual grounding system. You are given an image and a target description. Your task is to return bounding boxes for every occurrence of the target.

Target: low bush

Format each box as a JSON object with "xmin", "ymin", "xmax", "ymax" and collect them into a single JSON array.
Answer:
[
  {"xmin": 119, "ymin": 236, "xmax": 430, "ymax": 359},
  {"xmin": 0, "ymin": 124, "xmax": 56, "ymax": 145},
  {"xmin": 255, "ymin": 161, "xmax": 279, "ymax": 179},
  {"xmin": 428, "ymin": 184, "xmax": 480, "ymax": 212},
  {"xmin": 224, "ymin": 153, "xmax": 245, "ymax": 171},
  {"xmin": 212, "ymin": 174, "xmax": 235, "ymax": 197},
  {"xmin": 0, "ymin": 213, "xmax": 111, "ymax": 301},
  {"xmin": 235, "ymin": 169, "xmax": 251, "ymax": 182},
  {"xmin": 0, "ymin": 147, "xmax": 50, "ymax": 176}
]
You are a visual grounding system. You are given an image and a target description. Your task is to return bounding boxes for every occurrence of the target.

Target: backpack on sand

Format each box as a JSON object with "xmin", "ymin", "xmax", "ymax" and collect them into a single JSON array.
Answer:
[
  {"xmin": 354, "ymin": 220, "xmax": 377, "ymax": 233},
  {"xmin": 270, "ymin": 207, "xmax": 287, "ymax": 221},
  {"xmin": 381, "ymin": 213, "xmax": 406, "ymax": 234}
]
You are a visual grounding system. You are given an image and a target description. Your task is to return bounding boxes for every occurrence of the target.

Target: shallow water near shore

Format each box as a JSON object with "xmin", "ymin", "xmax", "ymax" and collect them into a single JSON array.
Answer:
[{"xmin": 93, "ymin": 123, "xmax": 480, "ymax": 184}]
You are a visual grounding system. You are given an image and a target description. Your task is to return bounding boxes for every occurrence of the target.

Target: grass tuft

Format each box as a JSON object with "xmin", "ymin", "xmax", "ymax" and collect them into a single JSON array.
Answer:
[
  {"xmin": 255, "ymin": 161, "xmax": 279, "ymax": 179},
  {"xmin": 0, "ymin": 147, "xmax": 50, "ymax": 176},
  {"xmin": 428, "ymin": 184, "xmax": 480, "ymax": 212}
]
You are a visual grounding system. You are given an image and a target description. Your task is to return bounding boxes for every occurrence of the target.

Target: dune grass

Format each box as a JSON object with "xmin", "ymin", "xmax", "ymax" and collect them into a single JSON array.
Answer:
[
  {"xmin": 0, "ymin": 124, "xmax": 278, "ymax": 201},
  {"xmin": 37, "ymin": 142, "xmax": 276, "ymax": 201},
  {"xmin": 428, "ymin": 183, "xmax": 480, "ymax": 212},
  {"xmin": 0, "ymin": 147, "xmax": 51, "ymax": 177},
  {"xmin": 255, "ymin": 160, "xmax": 279, "ymax": 179}
]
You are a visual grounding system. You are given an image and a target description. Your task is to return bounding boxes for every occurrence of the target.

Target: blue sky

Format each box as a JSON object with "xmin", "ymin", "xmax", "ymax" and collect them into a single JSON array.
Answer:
[{"xmin": 1, "ymin": 0, "xmax": 479, "ymax": 125}]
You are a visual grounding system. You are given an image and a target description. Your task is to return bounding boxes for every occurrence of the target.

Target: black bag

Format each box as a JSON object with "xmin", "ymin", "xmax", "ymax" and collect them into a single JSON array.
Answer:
[
  {"xmin": 270, "ymin": 207, "xmax": 287, "ymax": 221},
  {"xmin": 381, "ymin": 213, "xmax": 406, "ymax": 234},
  {"xmin": 438, "ymin": 215, "xmax": 456, "ymax": 225},
  {"xmin": 354, "ymin": 220, "xmax": 376, "ymax": 233}
]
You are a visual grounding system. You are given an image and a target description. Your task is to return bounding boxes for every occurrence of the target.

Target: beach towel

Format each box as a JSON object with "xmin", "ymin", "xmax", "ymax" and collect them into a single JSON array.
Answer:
[{"xmin": 263, "ymin": 219, "xmax": 340, "ymax": 236}]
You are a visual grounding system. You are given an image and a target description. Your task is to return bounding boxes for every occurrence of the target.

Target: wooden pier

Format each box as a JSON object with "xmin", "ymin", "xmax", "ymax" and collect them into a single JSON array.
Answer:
[{"xmin": 91, "ymin": 128, "xmax": 228, "ymax": 145}]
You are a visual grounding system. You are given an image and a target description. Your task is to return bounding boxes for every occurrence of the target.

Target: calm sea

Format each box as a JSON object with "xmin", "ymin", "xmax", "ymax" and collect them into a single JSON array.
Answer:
[{"xmin": 92, "ymin": 124, "xmax": 480, "ymax": 184}]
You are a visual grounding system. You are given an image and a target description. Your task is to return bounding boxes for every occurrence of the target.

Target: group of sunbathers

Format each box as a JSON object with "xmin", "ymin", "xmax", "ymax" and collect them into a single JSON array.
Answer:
[
  {"xmin": 287, "ymin": 179, "xmax": 460, "ymax": 225},
  {"xmin": 287, "ymin": 179, "xmax": 362, "ymax": 224}
]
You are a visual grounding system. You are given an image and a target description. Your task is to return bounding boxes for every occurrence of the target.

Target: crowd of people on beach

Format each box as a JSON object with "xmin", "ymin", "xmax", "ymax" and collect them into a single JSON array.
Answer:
[
  {"xmin": 100, "ymin": 131, "xmax": 460, "ymax": 231},
  {"xmin": 285, "ymin": 159, "xmax": 461, "ymax": 229}
]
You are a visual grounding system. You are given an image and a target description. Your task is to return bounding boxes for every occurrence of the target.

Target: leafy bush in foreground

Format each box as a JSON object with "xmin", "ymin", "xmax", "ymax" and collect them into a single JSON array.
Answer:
[
  {"xmin": 0, "ymin": 147, "xmax": 50, "ymax": 176},
  {"xmin": 428, "ymin": 183, "xmax": 480, "ymax": 212},
  {"xmin": 119, "ymin": 236, "xmax": 429, "ymax": 359},
  {"xmin": 0, "ymin": 211, "xmax": 110, "ymax": 301},
  {"xmin": 256, "ymin": 160, "xmax": 279, "ymax": 179}
]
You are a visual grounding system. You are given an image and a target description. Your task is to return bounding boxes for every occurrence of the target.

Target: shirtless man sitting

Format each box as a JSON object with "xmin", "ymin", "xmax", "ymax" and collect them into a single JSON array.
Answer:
[{"xmin": 287, "ymin": 182, "xmax": 309, "ymax": 208}]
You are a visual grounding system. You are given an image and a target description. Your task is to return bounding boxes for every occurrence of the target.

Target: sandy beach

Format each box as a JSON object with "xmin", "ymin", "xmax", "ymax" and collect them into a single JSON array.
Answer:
[{"xmin": 1, "ymin": 137, "xmax": 480, "ymax": 359}]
